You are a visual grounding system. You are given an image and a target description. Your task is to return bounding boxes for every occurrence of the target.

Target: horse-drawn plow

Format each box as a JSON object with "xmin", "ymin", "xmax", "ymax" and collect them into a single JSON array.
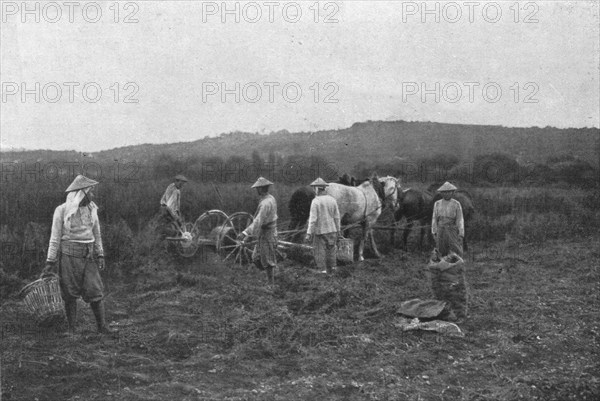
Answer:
[
  {"xmin": 165, "ymin": 209, "xmax": 313, "ymax": 266},
  {"xmin": 164, "ymin": 176, "xmax": 402, "ymax": 265}
]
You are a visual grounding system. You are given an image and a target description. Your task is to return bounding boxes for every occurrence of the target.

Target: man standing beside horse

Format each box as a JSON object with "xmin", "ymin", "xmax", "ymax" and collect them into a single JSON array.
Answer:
[
  {"xmin": 238, "ymin": 177, "xmax": 278, "ymax": 286},
  {"xmin": 431, "ymin": 182, "xmax": 464, "ymax": 257},
  {"xmin": 305, "ymin": 178, "xmax": 342, "ymax": 274}
]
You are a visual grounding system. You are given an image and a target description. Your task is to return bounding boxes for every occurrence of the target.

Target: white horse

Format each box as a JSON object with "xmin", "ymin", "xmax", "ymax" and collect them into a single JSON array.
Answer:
[
  {"xmin": 324, "ymin": 178, "xmax": 382, "ymax": 261},
  {"xmin": 378, "ymin": 175, "xmax": 400, "ymax": 212},
  {"xmin": 288, "ymin": 175, "xmax": 399, "ymax": 261}
]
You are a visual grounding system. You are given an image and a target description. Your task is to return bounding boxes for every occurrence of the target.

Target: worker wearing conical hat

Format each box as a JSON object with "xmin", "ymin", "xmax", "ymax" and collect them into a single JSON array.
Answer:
[
  {"xmin": 305, "ymin": 178, "xmax": 342, "ymax": 274},
  {"xmin": 431, "ymin": 182, "xmax": 464, "ymax": 257},
  {"xmin": 238, "ymin": 177, "xmax": 278, "ymax": 285},
  {"xmin": 158, "ymin": 174, "xmax": 188, "ymax": 238},
  {"xmin": 41, "ymin": 175, "xmax": 115, "ymax": 335}
]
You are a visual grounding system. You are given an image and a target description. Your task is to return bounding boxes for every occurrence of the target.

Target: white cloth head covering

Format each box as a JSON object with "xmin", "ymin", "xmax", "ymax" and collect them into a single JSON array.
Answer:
[{"xmin": 64, "ymin": 187, "xmax": 98, "ymax": 230}]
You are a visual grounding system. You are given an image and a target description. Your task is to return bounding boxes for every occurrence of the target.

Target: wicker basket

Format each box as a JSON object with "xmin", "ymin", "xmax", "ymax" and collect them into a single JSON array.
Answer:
[
  {"xmin": 337, "ymin": 238, "xmax": 354, "ymax": 264},
  {"xmin": 19, "ymin": 276, "xmax": 65, "ymax": 325}
]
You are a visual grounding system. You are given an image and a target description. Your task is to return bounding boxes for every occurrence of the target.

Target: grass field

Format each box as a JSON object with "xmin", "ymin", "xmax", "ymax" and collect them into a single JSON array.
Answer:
[
  {"xmin": 1, "ymin": 182, "xmax": 599, "ymax": 400},
  {"xmin": 1, "ymin": 235, "xmax": 599, "ymax": 400}
]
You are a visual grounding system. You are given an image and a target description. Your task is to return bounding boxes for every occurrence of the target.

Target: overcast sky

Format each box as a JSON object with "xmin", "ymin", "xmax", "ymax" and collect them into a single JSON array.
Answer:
[{"xmin": 1, "ymin": 1, "xmax": 598, "ymax": 151}]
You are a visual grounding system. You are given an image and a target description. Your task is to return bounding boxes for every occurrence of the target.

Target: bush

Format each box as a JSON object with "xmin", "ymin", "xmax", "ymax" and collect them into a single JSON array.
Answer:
[
  {"xmin": 473, "ymin": 153, "xmax": 520, "ymax": 185},
  {"xmin": 547, "ymin": 156, "xmax": 598, "ymax": 187},
  {"xmin": 102, "ymin": 217, "xmax": 135, "ymax": 265},
  {"xmin": 0, "ymin": 267, "xmax": 28, "ymax": 299}
]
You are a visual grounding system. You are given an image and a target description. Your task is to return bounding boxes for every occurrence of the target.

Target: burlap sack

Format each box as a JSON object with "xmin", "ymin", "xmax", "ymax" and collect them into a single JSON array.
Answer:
[{"xmin": 427, "ymin": 253, "xmax": 468, "ymax": 320}]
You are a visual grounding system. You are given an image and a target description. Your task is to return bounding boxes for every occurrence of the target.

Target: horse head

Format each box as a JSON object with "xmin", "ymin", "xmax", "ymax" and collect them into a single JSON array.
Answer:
[
  {"xmin": 378, "ymin": 175, "xmax": 400, "ymax": 211},
  {"xmin": 337, "ymin": 173, "xmax": 358, "ymax": 186},
  {"xmin": 369, "ymin": 174, "xmax": 385, "ymax": 204}
]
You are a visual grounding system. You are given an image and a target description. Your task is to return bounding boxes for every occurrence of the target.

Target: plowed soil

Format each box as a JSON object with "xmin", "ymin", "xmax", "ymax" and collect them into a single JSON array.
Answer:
[{"xmin": 1, "ymin": 236, "xmax": 599, "ymax": 401}]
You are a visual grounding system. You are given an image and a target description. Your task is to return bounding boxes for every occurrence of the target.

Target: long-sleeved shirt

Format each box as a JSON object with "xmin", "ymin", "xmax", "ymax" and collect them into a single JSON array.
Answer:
[
  {"xmin": 160, "ymin": 183, "xmax": 180, "ymax": 215},
  {"xmin": 307, "ymin": 194, "xmax": 341, "ymax": 235},
  {"xmin": 431, "ymin": 198, "xmax": 464, "ymax": 237},
  {"xmin": 47, "ymin": 203, "xmax": 104, "ymax": 262},
  {"xmin": 243, "ymin": 194, "xmax": 278, "ymax": 237}
]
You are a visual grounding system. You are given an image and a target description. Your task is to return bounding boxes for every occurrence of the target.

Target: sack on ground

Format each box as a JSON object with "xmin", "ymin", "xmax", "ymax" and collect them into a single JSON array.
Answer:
[
  {"xmin": 397, "ymin": 298, "xmax": 447, "ymax": 319},
  {"xmin": 427, "ymin": 252, "xmax": 468, "ymax": 319}
]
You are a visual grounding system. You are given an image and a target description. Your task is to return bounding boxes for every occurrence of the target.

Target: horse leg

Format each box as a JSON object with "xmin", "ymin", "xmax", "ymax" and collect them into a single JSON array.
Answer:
[
  {"xmin": 358, "ymin": 231, "xmax": 366, "ymax": 262},
  {"xmin": 288, "ymin": 218, "xmax": 298, "ymax": 242},
  {"xmin": 426, "ymin": 224, "xmax": 434, "ymax": 249},
  {"xmin": 369, "ymin": 227, "xmax": 382, "ymax": 258},
  {"xmin": 402, "ymin": 220, "xmax": 411, "ymax": 251},
  {"xmin": 356, "ymin": 221, "xmax": 371, "ymax": 261}
]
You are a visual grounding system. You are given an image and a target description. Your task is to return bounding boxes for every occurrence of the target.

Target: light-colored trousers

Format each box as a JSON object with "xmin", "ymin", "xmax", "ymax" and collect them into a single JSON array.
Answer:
[
  {"xmin": 435, "ymin": 226, "xmax": 463, "ymax": 258},
  {"xmin": 313, "ymin": 232, "xmax": 338, "ymax": 271}
]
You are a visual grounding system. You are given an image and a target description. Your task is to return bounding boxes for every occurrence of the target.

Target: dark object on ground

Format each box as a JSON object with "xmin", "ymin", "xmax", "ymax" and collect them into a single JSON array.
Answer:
[
  {"xmin": 397, "ymin": 298, "xmax": 447, "ymax": 319},
  {"xmin": 427, "ymin": 253, "xmax": 469, "ymax": 320}
]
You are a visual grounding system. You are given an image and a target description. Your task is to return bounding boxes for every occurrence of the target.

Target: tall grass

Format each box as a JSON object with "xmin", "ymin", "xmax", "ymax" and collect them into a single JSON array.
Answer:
[
  {"xmin": 399, "ymin": 182, "xmax": 600, "ymax": 243},
  {"xmin": 1, "ymin": 178, "xmax": 598, "ymax": 284}
]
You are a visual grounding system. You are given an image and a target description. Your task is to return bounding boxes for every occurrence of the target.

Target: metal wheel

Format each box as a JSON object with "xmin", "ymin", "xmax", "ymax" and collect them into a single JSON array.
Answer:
[
  {"xmin": 191, "ymin": 210, "xmax": 230, "ymax": 243},
  {"xmin": 177, "ymin": 222, "xmax": 199, "ymax": 258},
  {"xmin": 217, "ymin": 212, "xmax": 255, "ymax": 267}
]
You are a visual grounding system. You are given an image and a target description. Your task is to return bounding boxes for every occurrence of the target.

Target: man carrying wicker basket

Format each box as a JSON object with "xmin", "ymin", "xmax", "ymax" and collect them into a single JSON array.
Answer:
[{"xmin": 40, "ymin": 175, "xmax": 116, "ymax": 335}]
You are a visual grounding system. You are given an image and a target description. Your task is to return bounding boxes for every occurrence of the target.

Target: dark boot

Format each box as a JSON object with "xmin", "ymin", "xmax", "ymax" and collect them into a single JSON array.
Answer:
[
  {"xmin": 254, "ymin": 259, "xmax": 265, "ymax": 271},
  {"xmin": 265, "ymin": 266, "xmax": 274, "ymax": 287},
  {"xmin": 64, "ymin": 299, "xmax": 77, "ymax": 333},
  {"xmin": 90, "ymin": 301, "xmax": 116, "ymax": 334}
]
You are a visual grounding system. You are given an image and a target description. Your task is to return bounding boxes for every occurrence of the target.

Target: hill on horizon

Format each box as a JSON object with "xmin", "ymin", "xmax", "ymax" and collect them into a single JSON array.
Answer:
[{"xmin": 1, "ymin": 120, "xmax": 598, "ymax": 171}]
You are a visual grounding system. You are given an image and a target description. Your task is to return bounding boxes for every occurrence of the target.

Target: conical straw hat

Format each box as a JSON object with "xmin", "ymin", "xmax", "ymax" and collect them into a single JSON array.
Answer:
[
  {"xmin": 251, "ymin": 177, "xmax": 274, "ymax": 188},
  {"xmin": 437, "ymin": 181, "xmax": 457, "ymax": 192},
  {"xmin": 65, "ymin": 175, "xmax": 99, "ymax": 192},
  {"xmin": 309, "ymin": 177, "xmax": 329, "ymax": 187}
]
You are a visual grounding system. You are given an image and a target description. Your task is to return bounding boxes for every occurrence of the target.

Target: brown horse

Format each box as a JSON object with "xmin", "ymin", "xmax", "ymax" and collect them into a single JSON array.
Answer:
[
  {"xmin": 392, "ymin": 183, "xmax": 475, "ymax": 252},
  {"xmin": 288, "ymin": 186, "xmax": 315, "ymax": 242},
  {"xmin": 392, "ymin": 188, "xmax": 434, "ymax": 250},
  {"xmin": 337, "ymin": 173, "xmax": 358, "ymax": 186}
]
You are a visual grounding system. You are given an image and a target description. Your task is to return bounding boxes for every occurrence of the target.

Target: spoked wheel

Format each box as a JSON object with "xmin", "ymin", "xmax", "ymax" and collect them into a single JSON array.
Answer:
[
  {"xmin": 177, "ymin": 222, "xmax": 199, "ymax": 258},
  {"xmin": 191, "ymin": 210, "xmax": 229, "ymax": 248},
  {"xmin": 217, "ymin": 212, "xmax": 255, "ymax": 267}
]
